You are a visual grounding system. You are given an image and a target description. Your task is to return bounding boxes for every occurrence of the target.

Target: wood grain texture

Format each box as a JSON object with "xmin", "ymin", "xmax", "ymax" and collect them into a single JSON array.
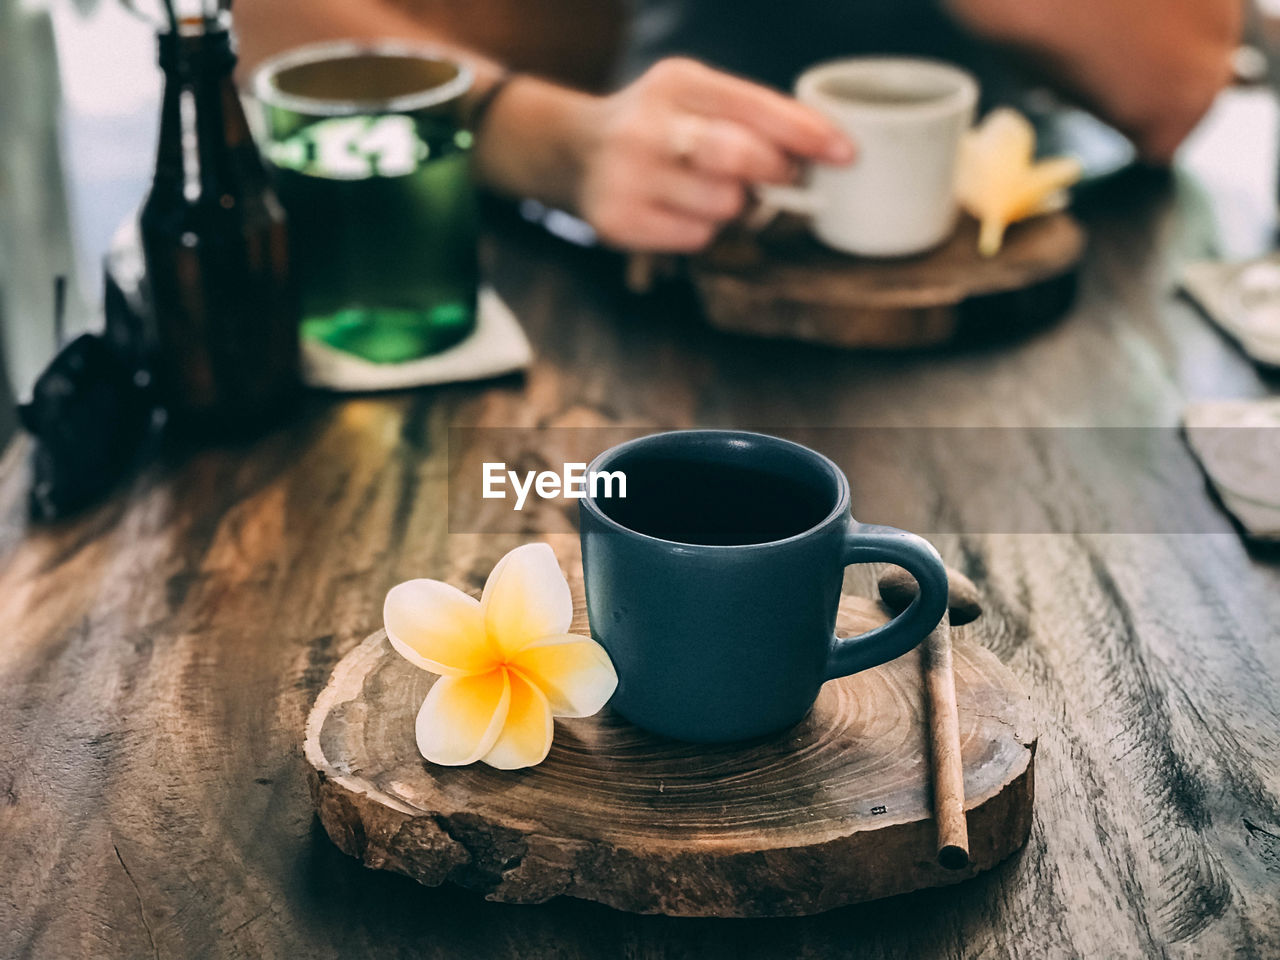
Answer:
[
  {"xmin": 2, "ymin": 93, "xmax": 1280, "ymax": 958},
  {"xmin": 691, "ymin": 212, "xmax": 1084, "ymax": 349},
  {"xmin": 305, "ymin": 594, "xmax": 1032, "ymax": 916}
]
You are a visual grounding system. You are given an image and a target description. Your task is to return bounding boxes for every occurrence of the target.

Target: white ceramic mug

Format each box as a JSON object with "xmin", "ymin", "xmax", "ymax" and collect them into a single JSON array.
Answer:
[{"xmin": 762, "ymin": 57, "xmax": 979, "ymax": 258}]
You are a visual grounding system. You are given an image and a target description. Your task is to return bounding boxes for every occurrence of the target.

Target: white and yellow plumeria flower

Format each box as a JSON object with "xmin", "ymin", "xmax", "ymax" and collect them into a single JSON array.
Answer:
[
  {"xmin": 955, "ymin": 108, "xmax": 1082, "ymax": 258},
  {"xmin": 384, "ymin": 543, "xmax": 617, "ymax": 770}
]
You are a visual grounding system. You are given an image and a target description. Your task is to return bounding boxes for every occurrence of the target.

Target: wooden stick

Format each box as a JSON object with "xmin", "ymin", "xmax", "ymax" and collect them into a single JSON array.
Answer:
[{"xmin": 922, "ymin": 611, "xmax": 970, "ymax": 869}]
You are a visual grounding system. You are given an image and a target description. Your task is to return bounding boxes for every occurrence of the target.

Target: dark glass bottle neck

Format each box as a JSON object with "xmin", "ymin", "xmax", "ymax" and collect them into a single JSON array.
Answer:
[
  {"xmin": 158, "ymin": 22, "xmax": 236, "ymax": 79},
  {"xmin": 151, "ymin": 22, "xmax": 267, "ymax": 205}
]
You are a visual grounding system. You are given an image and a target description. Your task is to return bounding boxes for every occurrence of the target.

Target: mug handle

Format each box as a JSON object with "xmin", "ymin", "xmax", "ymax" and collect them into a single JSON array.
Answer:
[
  {"xmin": 825, "ymin": 523, "xmax": 949, "ymax": 681},
  {"xmin": 756, "ymin": 183, "xmax": 817, "ymax": 217},
  {"xmin": 750, "ymin": 183, "xmax": 818, "ymax": 230}
]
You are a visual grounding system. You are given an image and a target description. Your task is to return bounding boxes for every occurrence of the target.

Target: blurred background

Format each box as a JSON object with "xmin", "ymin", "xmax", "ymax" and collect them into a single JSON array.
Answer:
[
  {"xmin": 2, "ymin": 0, "xmax": 1278, "ymax": 446},
  {"xmin": 0, "ymin": 0, "xmax": 621, "ymax": 441}
]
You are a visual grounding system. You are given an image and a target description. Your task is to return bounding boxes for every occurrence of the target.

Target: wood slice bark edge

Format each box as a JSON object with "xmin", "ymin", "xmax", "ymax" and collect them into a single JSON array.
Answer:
[
  {"xmin": 304, "ymin": 597, "xmax": 1036, "ymax": 917},
  {"xmin": 692, "ymin": 212, "xmax": 1084, "ymax": 350}
]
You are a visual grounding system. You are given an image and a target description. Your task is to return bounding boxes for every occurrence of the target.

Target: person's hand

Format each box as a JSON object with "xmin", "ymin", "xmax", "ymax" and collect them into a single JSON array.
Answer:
[{"xmin": 572, "ymin": 58, "xmax": 856, "ymax": 251}]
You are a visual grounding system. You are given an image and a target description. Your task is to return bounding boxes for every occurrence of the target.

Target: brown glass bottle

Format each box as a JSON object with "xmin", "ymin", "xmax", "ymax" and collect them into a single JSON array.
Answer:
[{"xmin": 140, "ymin": 16, "xmax": 300, "ymax": 435}]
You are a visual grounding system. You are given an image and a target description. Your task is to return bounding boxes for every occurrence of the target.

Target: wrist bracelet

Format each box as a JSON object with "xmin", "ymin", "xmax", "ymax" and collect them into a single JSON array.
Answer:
[{"xmin": 468, "ymin": 71, "xmax": 518, "ymax": 136}]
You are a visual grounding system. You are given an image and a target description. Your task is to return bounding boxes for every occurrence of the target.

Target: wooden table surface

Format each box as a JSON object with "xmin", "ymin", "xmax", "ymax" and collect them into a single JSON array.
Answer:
[{"xmin": 4, "ymin": 88, "xmax": 1280, "ymax": 958}]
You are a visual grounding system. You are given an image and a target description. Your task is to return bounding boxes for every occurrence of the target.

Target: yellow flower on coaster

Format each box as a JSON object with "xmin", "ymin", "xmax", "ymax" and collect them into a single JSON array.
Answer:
[
  {"xmin": 955, "ymin": 108, "xmax": 1082, "ymax": 258},
  {"xmin": 384, "ymin": 543, "xmax": 617, "ymax": 770}
]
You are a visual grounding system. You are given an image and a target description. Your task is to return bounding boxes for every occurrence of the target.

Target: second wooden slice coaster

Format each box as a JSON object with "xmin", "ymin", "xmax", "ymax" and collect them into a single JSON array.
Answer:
[
  {"xmin": 692, "ymin": 212, "xmax": 1084, "ymax": 349},
  {"xmin": 305, "ymin": 592, "xmax": 1036, "ymax": 917}
]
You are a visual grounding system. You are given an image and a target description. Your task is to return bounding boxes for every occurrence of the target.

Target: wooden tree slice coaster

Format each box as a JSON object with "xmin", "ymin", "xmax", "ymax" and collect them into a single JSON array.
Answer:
[
  {"xmin": 305, "ymin": 593, "xmax": 1036, "ymax": 917},
  {"xmin": 691, "ymin": 212, "xmax": 1084, "ymax": 349}
]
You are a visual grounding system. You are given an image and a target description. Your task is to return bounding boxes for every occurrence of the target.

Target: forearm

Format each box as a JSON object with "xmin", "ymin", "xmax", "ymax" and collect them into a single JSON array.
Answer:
[
  {"xmin": 234, "ymin": 0, "xmax": 505, "ymax": 95},
  {"xmin": 948, "ymin": 0, "xmax": 1243, "ymax": 162},
  {"xmin": 233, "ymin": 4, "xmax": 851, "ymax": 253},
  {"xmin": 471, "ymin": 76, "xmax": 601, "ymax": 212}
]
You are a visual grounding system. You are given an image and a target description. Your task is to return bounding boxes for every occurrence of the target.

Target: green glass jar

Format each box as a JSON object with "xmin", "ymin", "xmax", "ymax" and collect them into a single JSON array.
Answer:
[{"xmin": 251, "ymin": 43, "xmax": 478, "ymax": 364}]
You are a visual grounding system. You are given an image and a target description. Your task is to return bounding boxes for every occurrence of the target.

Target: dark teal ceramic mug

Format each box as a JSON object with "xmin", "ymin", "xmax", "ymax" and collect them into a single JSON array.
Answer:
[{"xmin": 579, "ymin": 430, "xmax": 949, "ymax": 742}]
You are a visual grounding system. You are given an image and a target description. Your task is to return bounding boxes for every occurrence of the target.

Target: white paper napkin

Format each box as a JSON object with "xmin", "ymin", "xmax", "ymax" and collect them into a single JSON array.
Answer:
[
  {"xmin": 1183, "ymin": 397, "xmax": 1280, "ymax": 542},
  {"xmin": 1182, "ymin": 258, "xmax": 1280, "ymax": 367},
  {"xmin": 301, "ymin": 285, "xmax": 533, "ymax": 392}
]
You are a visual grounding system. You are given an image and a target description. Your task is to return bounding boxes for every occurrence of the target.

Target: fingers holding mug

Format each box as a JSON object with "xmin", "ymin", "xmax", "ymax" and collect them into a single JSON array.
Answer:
[
  {"xmin": 667, "ymin": 115, "xmax": 798, "ymax": 184},
  {"xmin": 666, "ymin": 59, "xmax": 856, "ymax": 164},
  {"xmin": 651, "ymin": 164, "xmax": 747, "ymax": 223}
]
